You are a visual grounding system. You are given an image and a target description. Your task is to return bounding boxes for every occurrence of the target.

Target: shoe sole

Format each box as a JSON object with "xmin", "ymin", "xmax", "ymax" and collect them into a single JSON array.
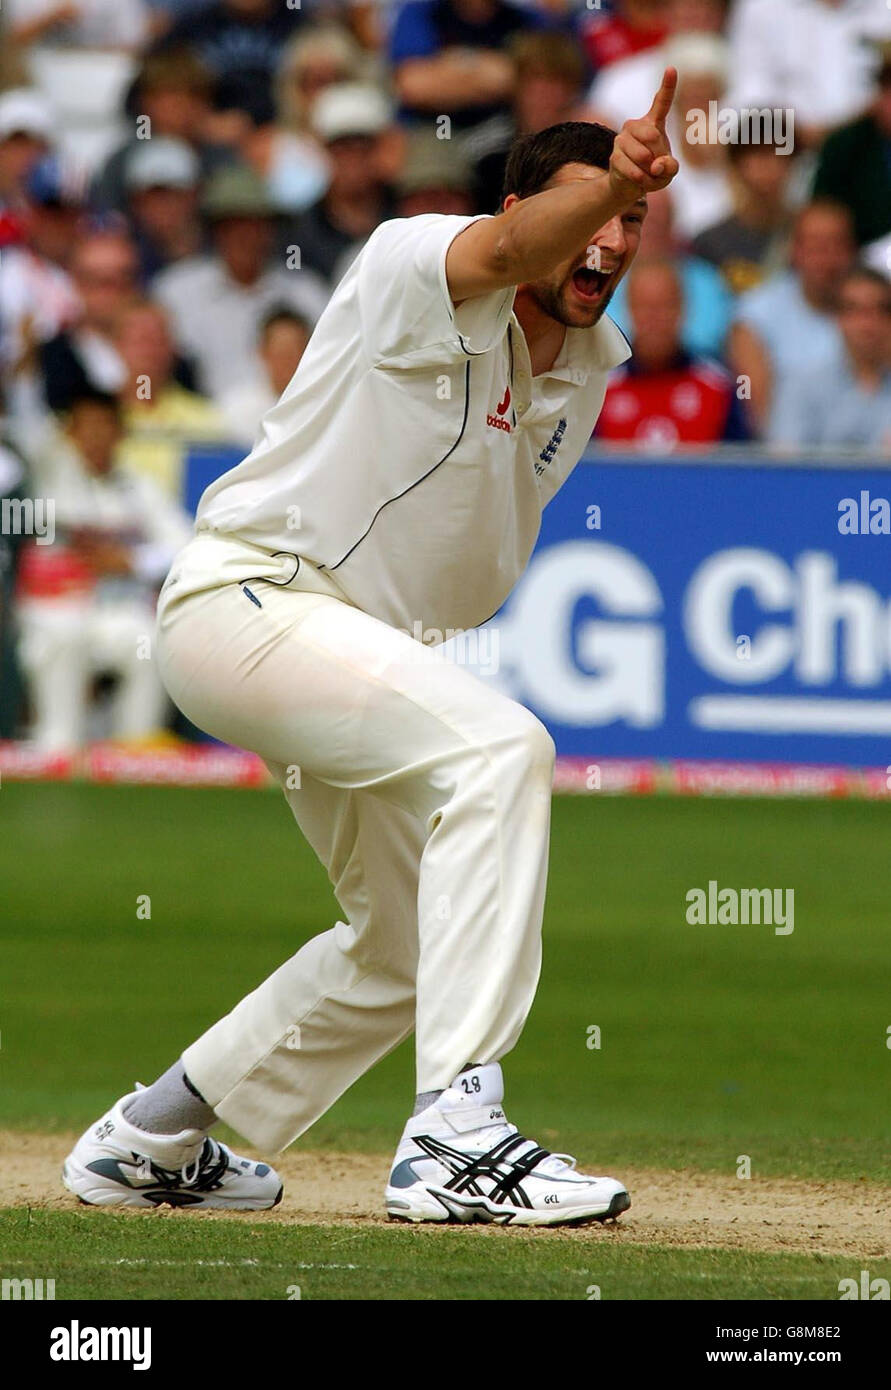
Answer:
[
  {"xmin": 386, "ymin": 1187, "xmax": 631, "ymax": 1227},
  {"xmin": 62, "ymin": 1156, "xmax": 283, "ymax": 1211}
]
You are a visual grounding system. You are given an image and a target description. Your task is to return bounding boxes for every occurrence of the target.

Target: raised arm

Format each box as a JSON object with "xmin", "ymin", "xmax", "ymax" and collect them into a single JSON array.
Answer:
[{"xmin": 446, "ymin": 69, "xmax": 679, "ymax": 303}]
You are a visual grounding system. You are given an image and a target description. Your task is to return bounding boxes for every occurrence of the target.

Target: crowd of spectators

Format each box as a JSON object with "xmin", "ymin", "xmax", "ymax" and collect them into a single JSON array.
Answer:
[{"xmin": 1, "ymin": 0, "xmax": 891, "ymax": 746}]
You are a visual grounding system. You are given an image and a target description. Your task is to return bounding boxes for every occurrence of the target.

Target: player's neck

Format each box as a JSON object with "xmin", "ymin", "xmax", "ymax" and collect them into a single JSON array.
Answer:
[{"xmin": 513, "ymin": 289, "xmax": 567, "ymax": 376}]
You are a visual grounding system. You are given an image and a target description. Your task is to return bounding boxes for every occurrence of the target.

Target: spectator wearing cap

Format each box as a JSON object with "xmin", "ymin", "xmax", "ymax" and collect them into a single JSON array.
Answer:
[
  {"xmin": 693, "ymin": 135, "xmax": 795, "ymax": 295},
  {"xmin": 728, "ymin": 200, "xmax": 855, "ymax": 436},
  {"xmin": 595, "ymin": 257, "xmax": 748, "ymax": 448},
  {"xmin": 396, "ymin": 128, "xmax": 474, "ymax": 219},
  {"xmin": 769, "ymin": 266, "xmax": 891, "ymax": 451},
  {"xmin": 0, "ymin": 154, "xmax": 84, "ymax": 411},
  {"xmin": 813, "ymin": 42, "xmax": 891, "ymax": 250},
  {"xmin": 155, "ymin": 0, "xmax": 305, "ymax": 131},
  {"xmin": 286, "ymin": 83, "xmax": 395, "ymax": 285},
  {"xmin": 246, "ymin": 25, "xmax": 365, "ymax": 216},
  {"xmin": 389, "ymin": 0, "xmax": 545, "ymax": 134},
  {"xmin": 605, "ymin": 186, "xmax": 732, "ymax": 359},
  {"xmin": 115, "ymin": 298, "xmax": 226, "ymax": 498},
  {"xmin": 579, "ymin": 0, "xmax": 668, "ymax": 75},
  {"xmin": 467, "ymin": 31, "xmax": 588, "ymax": 215},
  {"xmin": 221, "ymin": 306, "xmax": 311, "ymax": 447},
  {"xmin": 0, "ymin": 89, "xmax": 55, "ymax": 216},
  {"xmin": 124, "ymin": 137, "xmax": 204, "ymax": 280},
  {"xmin": 154, "ymin": 163, "xmax": 328, "ymax": 402},
  {"xmin": 93, "ymin": 48, "xmax": 236, "ymax": 213}
]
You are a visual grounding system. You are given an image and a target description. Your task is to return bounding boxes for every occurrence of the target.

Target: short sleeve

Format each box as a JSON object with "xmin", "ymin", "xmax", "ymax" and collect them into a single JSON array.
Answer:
[
  {"xmin": 389, "ymin": 0, "xmax": 439, "ymax": 64},
  {"xmin": 357, "ymin": 214, "xmax": 515, "ymax": 367}
]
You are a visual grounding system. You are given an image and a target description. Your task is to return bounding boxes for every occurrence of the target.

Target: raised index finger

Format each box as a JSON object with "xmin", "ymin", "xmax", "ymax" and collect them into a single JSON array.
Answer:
[{"xmin": 647, "ymin": 67, "xmax": 677, "ymax": 129}]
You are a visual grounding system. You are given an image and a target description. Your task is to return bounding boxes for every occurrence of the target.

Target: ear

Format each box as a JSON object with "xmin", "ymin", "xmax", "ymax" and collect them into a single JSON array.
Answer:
[{"xmin": 502, "ymin": 193, "xmax": 519, "ymax": 213}]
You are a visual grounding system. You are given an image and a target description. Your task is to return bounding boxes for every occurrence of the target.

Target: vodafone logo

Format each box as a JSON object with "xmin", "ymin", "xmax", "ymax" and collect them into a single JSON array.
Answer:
[{"xmin": 487, "ymin": 382, "xmax": 512, "ymax": 433}]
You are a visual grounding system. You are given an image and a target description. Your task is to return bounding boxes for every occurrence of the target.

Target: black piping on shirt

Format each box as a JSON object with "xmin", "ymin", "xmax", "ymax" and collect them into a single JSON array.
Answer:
[{"xmin": 322, "ymin": 358, "xmax": 472, "ymax": 573}]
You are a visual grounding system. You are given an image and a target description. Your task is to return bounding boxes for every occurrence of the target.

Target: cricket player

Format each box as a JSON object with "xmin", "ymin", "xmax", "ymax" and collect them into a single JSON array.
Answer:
[{"xmin": 63, "ymin": 72, "xmax": 679, "ymax": 1226}]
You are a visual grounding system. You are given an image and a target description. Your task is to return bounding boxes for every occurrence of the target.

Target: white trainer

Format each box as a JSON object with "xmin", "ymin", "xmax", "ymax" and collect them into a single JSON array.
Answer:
[
  {"xmin": 385, "ymin": 1063, "xmax": 630, "ymax": 1226},
  {"xmin": 62, "ymin": 1091, "xmax": 283, "ymax": 1210}
]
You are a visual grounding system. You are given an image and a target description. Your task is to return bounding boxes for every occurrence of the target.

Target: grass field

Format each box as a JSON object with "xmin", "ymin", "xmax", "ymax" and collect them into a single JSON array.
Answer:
[{"xmin": 1, "ymin": 781, "xmax": 890, "ymax": 1299}]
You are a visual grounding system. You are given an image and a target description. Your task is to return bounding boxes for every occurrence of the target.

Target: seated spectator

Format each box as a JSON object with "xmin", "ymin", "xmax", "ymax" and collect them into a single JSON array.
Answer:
[
  {"xmin": 396, "ymin": 128, "xmax": 474, "ymax": 218},
  {"xmin": 390, "ymin": 0, "xmax": 544, "ymax": 133},
  {"xmin": 93, "ymin": 47, "xmax": 235, "ymax": 213},
  {"xmin": 115, "ymin": 298, "xmax": 226, "ymax": 497},
  {"xmin": 813, "ymin": 42, "xmax": 891, "ymax": 249},
  {"xmin": 728, "ymin": 199, "xmax": 855, "ymax": 435},
  {"xmin": 246, "ymin": 25, "xmax": 365, "ymax": 215},
  {"xmin": 154, "ymin": 163, "xmax": 328, "ymax": 401},
  {"xmin": 15, "ymin": 387, "xmax": 192, "ymax": 750},
  {"xmin": 769, "ymin": 267, "xmax": 891, "ymax": 452},
  {"xmin": 39, "ymin": 227, "xmax": 139, "ymax": 412},
  {"xmin": 0, "ymin": 155, "xmax": 84, "ymax": 418},
  {"xmin": 606, "ymin": 187, "xmax": 733, "ymax": 359},
  {"xmin": 660, "ymin": 33, "xmax": 733, "ymax": 240},
  {"xmin": 578, "ymin": 0, "xmax": 669, "ymax": 75},
  {"xmin": 0, "ymin": 89, "xmax": 54, "ymax": 215},
  {"xmin": 586, "ymin": 0, "xmax": 727, "ymax": 128},
  {"xmin": 288, "ymin": 83, "xmax": 395, "ymax": 284},
  {"xmin": 468, "ymin": 31, "xmax": 588, "ymax": 214},
  {"xmin": 596, "ymin": 257, "xmax": 748, "ymax": 447},
  {"xmin": 0, "ymin": 385, "xmax": 29, "ymax": 737},
  {"xmin": 221, "ymin": 306, "xmax": 311, "ymax": 447},
  {"xmin": 693, "ymin": 134, "xmax": 795, "ymax": 295},
  {"xmin": 157, "ymin": 0, "xmax": 305, "ymax": 130},
  {"xmin": 727, "ymin": 0, "xmax": 891, "ymax": 151},
  {"xmin": 124, "ymin": 137, "xmax": 204, "ymax": 281},
  {"xmin": 5, "ymin": 0, "xmax": 151, "ymax": 52}
]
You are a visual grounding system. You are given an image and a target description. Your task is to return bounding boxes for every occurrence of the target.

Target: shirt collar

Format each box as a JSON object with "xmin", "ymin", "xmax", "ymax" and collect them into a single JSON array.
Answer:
[{"xmin": 510, "ymin": 310, "xmax": 632, "ymax": 386}]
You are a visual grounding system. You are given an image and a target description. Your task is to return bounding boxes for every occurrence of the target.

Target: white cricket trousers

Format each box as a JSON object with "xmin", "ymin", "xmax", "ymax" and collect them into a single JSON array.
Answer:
[{"xmin": 155, "ymin": 532, "xmax": 554, "ymax": 1152}]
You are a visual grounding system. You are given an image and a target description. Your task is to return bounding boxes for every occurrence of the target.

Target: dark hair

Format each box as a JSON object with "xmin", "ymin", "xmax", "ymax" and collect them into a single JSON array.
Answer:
[
  {"xmin": 260, "ymin": 305, "xmax": 311, "ymax": 340},
  {"xmin": 839, "ymin": 265, "xmax": 891, "ymax": 309},
  {"xmin": 501, "ymin": 121, "xmax": 617, "ymax": 204},
  {"xmin": 67, "ymin": 386, "xmax": 122, "ymax": 416}
]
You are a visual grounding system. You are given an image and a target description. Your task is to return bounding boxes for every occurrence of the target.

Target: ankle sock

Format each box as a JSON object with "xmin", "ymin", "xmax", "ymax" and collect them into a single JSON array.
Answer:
[{"xmin": 124, "ymin": 1060, "xmax": 217, "ymax": 1136}]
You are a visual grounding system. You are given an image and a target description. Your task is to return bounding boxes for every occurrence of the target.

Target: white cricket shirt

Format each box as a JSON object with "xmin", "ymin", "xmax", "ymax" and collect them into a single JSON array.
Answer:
[{"xmin": 195, "ymin": 213, "xmax": 631, "ymax": 636}]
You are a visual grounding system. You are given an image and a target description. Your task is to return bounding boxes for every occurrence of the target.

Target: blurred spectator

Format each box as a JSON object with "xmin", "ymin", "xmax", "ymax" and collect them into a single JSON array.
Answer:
[
  {"xmin": 769, "ymin": 266, "xmax": 891, "ymax": 451},
  {"xmin": 596, "ymin": 257, "xmax": 748, "ymax": 446},
  {"xmin": 15, "ymin": 387, "xmax": 192, "ymax": 750},
  {"xmin": 579, "ymin": 0, "xmax": 669, "ymax": 74},
  {"xmin": 115, "ymin": 299, "xmax": 226, "ymax": 497},
  {"xmin": 607, "ymin": 187, "xmax": 732, "ymax": 359},
  {"xmin": 390, "ymin": 0, "xmax": 544, "ymax": 132},
  {"xmin": 39, "ymin": 228, "xmax": 139, "ymax": 412},
  {"xmin": 124, "ymin": 137, "xmax": 204, "ymax": 279},
  {"xmin": 692, "ymin": 136, "xmax": 794, "ymax": 295},
  {"xmin": 586, "ymin": 0, "xmax": 727, "ymax": 128},
  {"xmin": 396, "ymin": 127, "xmax": 474, "ymax": 217},
  {"xmin": 154, "ymin": 163, "xmax": 328, "ymax": 401},
  {"xmin": 247, "ymin": 25, "xmax": 365, "ymax": 215},
  {"xmin": 0, "ymin": 154, "xmax": 85, "ymax": 389},
  {"xmin": 813, "ymin": 42, "xmax": 891, "ymax": 249},
  {"xmin": 727, "ymin": 0, "xmax": 891, "ymax": 149},
  {"xmin": 0, "ymin": 89, "xmax": 54, "ymax": 214},
  {"xmin": 5, "ymin": 0, "xmax": 150, "ymax": 52},
  {"xmin": 728, "ymin": 200, "xmax": 855, "ymax": 435},
  {"xmin": 0, "ymin": 389, "xmax": 29, "ymax": 737},
  {"xmin": 94, "ymin": 48, "xmax": 234, "ymax": 213},
  {"xmin": 468, "ymin": 31, "xmax": 588, "ymax": 214},
  {"xmin": 660, "ymin": 32, "xmax": 733, "ymax": 239},
  {"xmin": 288, "ymin": 83, "xmax": 394, "ymax": 284},
  {"xmin": 156, "ymin": 0, "xmax": 305, "ymax": 129},
  {"xmin": 221, "ymin": 305, "xmax": 311, "ymax": 447}
]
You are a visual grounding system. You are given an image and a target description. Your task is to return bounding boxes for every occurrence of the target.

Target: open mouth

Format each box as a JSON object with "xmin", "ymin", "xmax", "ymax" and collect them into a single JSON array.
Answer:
[{"xmin": 571, "ymin": 266, "xmax": 614, "ymax": 301}]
